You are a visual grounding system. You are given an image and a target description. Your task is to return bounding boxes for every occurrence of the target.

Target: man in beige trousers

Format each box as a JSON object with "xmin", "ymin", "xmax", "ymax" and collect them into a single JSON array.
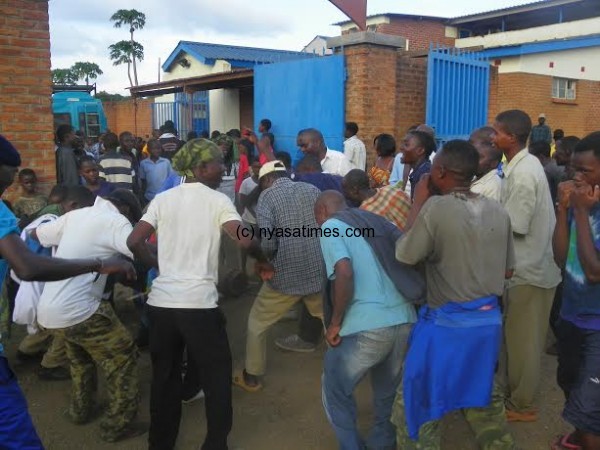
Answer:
[{"xmin": 493, "ymin": 110, "xmax": 562, "ymax": 422}]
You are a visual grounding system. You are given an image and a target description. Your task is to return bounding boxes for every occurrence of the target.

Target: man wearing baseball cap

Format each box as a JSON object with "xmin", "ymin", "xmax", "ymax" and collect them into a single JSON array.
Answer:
[
  {"xmin": 127, "ymin": 138, "xmax": 268, "ymax": 450},
  {"xmin": 530, "ymin": 113, "xmax": 552, "ymax": 145},
  {"xmin": 0, "ymin": 135, "xmax": 135, "ymax": 448},
  {"xmin": 234, "ymin": 159, "xmax": 325, "ymax": 392}
]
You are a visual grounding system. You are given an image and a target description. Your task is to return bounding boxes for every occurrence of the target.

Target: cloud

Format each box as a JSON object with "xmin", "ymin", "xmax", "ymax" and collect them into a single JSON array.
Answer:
[{"xmin": 49, "ymin": 0, "xmax": 528, "ymax": 94}]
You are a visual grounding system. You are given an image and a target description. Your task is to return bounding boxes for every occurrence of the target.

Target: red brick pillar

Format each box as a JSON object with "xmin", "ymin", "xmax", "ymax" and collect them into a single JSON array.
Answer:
[
  {"xmin": 328, "ymin": 32, "xmax": 407, "ymax": 168},
  {"xmin": 0, "ymin": 0, "xmax": 54, "ymax": 198}
]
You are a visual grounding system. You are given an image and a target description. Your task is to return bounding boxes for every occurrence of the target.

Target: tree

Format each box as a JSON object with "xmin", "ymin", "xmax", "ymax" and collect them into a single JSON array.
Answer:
[
  {"xmin": 96, "ymin": 91, "xmax": 128, "ymax": 102},
  {"xmin": 108, "ymin": 40, "xmax": 144, "ymax": 88},
  {"xmin": 110, "ymin": 9, "xmax": 146, "ymax": 86},
  {"xmin": 71, "ymin": 62, "xmax": 103, "ymax": 85},
  {"xmin": 52, "ymin": 68, "xmax": 77, "ymax": 85}
]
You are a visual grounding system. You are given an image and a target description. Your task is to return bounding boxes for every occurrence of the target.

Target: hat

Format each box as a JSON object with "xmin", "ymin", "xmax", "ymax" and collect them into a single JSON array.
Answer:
[
  {"xmin": 172, "ymin": 138, "xmax": 222, "ymax": 176},
  {"xmin": 0, "ymin": 135, "xmax": 21, "ymax": 167},
  {"xmin": 538, "ymin": 113, "xmax": 546, "ymax": 119},
  {"xmin": 259, "ymin": 160, "xmax": 287, "ymax": 180}
]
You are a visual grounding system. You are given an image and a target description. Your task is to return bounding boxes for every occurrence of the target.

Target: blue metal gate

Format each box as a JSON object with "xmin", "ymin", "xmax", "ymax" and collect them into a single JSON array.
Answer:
[
  {"xmin": 254, "ymin": 55, "xmax": 345, "ymax": 164},
  {"xmin": 426, "ymin": 45, "xmax": 490, "ymax": 145},
  {"xmin": 151, "ymin": 91, "xmax": 210, "ymax": 137}
]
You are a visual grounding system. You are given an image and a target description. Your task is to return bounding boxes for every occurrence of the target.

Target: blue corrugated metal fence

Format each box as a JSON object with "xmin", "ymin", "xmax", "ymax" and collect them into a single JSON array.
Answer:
[{"xmin": 426, "ymin": 45, "xmax": 490, "ymax": 146}]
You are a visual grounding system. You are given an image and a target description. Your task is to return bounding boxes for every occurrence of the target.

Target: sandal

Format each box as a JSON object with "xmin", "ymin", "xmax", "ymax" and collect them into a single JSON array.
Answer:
[
  {"xmin": 551, "ymin": 433, "xmax": 582, "ymax": 450},
  {"xmin": 232, "ymin": 370, "xmax": 263, "ymax": 392}
]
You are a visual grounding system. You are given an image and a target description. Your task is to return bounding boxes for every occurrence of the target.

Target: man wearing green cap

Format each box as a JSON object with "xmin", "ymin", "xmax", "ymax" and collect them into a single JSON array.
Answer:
[{"xmin": 127, "ymin": 138, "xmax": 269, "ymax": 450}]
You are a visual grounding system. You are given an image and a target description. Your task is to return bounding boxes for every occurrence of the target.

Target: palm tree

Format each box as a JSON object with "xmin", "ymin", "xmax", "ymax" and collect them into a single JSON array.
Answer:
[
  {"xmin": 110, "ymin": 9, "xmax": 146, "ymax": 86},
  {"xmin": 108, "ymin": 40, "xmax": 144, "ymax": 87},
  {"xmin": 70, "ymin": 62, "xmax": 103, "ymax": 85},
  {"xmin": 51, "ymin": 68, "xmax": 77, "ymax": 85}
]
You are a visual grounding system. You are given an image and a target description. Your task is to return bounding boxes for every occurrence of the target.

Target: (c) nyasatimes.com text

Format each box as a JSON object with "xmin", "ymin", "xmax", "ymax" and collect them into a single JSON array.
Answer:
[{"xmin": 235, "ymin": 225, "xmax": 375, "ymax": 241}]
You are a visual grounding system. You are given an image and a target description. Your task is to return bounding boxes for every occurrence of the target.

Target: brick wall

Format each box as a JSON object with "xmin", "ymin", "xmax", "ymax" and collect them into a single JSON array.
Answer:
[
  {"xmin": 344, "ymin": 43, "xmax": 429, "ymax": 168},
  {"xmin": 490, "ymin": 72, "xmax": 600, "ymax": 138},
  {"xmin": 376, "ymin": 18, "xmax": 455, "ymax": 51},
  {"xmin": 239, "ymin": 87, "xmax": 254, "ymax": 130},
  {"xmin": 103, "ymin": 98, "xmax": 154, "ymax": 138},
  {"xmin": 344, "ymin": 45, "xmax": 402, "ymax": 167},
  {"xmin": 396, "ymin": 55, "xmax": 427, "ymax": 136},
  {"xmin": 0, "ymin": 0, "xmax": 54, "ymax": 198}
]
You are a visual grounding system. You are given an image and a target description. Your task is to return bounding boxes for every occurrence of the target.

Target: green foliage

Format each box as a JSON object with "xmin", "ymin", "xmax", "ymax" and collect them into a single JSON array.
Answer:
[
  {"xmin": 52, "ymin": 68, "xmax": 78, "ymax": 85},
  {"xmin": 95, "ymin": 91, "xmax": 128, "ymax": 102},
  {"xmin": 71, "ymin": 62, "xmax": 103, "ymax": 85}
]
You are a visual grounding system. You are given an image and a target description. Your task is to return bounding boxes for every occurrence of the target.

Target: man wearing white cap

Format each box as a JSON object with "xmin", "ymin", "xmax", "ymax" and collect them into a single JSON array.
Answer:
[
  {"xmin": 234, "ymin": 160, "xmax": 325, "ymax": 392},
  {"xmin": 530, "ymin": 113, "xmax": 552, "ymax": 145}
]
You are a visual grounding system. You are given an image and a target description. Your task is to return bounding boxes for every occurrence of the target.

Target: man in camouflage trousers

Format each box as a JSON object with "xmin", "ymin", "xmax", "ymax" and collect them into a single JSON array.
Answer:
[{"xmin": 33, "ymin": 190, "xmax": 145, "ymax": 442}]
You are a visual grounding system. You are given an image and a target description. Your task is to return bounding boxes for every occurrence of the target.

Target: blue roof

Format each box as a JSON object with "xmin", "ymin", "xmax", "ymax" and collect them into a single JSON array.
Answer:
[
  {"xmin": 474, "ymin": 33, "xmax": 600, "ymax": 59},
  {"xmin": 163, "ymin": 41, "xmax": 317, "ymax": 71}
]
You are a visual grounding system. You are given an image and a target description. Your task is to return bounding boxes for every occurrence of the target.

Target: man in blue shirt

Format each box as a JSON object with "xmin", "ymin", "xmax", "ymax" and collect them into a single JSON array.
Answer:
[
  {"xmin": 553, "ymin": 131, "xmax": 600, "ymax": 450},
  {"xmin": 139, "ymin": 139, "xmax": 176, "ymax": 202},
  {"xmin": 316, "ymin": 190, "xmax": 415, "ymax": 450},
  {"xmin": 0, "ymin": 134, "xmax": 135, "ymax": 449}
]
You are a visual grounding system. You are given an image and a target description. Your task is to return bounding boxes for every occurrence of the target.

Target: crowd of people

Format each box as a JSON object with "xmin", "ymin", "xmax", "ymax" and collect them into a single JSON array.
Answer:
[{"xmin": 0, "ymin": 109, "xmax": 598, "ymax": 450}]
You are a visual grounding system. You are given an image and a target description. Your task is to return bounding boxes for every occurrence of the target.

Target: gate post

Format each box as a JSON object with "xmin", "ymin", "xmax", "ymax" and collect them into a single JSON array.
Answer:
[{"xmin": 328, "ymin": 32, "xmax": 407, "ymax": 168}]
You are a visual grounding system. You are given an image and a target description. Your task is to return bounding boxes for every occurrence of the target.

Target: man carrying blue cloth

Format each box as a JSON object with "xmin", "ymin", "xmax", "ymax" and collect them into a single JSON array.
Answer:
[{"xmin": 391, "ymin": 140, "xmax": 517, "ymax": 449}]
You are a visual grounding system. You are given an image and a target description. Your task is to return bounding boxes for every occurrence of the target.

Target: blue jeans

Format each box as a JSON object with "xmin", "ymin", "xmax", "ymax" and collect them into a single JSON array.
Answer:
[
  {"xmin": 322, "ymin": 323, "xmax": 412, "ymax": 450},
  {"xmin": 0, "ymin": 356, "xmax": 44, "ymax": 449}
]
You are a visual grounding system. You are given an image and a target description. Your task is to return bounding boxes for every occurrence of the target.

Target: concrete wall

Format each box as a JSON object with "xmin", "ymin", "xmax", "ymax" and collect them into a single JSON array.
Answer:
[
  {"xmin": 209, "ymin": 89, "xmax": 240, "ymax": 133},
  {"xmin": 493, "ymin": 47, "xmax": 600, "ymax": 81},
  {"xmin": 455, "ymin": 17, "xmax": 600, "ymax": 49},
  {"xmin": 0, "ymin": 0, "xmax": 54, "ymax": 198}
]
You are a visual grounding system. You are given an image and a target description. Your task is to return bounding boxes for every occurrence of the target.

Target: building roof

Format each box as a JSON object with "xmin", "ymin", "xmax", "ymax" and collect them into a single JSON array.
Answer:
[
  {"xmin": 334, "ymin": 13, "xmax": 448, "ymax": 26},
  {"xmin": 162, "ymin": 41, "xmax": 315, "ymax": 72},
  {"xmin": 449, "ymin": 0, "xmax": 581, "ymax": 24},
  {"xmin": 129, "ymin": 69, "xmax": 254, "ymax": 98}
]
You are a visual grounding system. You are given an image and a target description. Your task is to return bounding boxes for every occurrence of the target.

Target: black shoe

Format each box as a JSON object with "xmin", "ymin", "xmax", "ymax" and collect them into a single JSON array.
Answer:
[{"xmin": 38, "ymin": 366, "xmax": 71, "ymax": 381}]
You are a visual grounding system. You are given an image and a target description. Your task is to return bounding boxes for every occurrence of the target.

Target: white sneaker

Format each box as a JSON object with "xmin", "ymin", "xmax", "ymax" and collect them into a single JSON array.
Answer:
[{"xmin": 182, "ymin": 390, "xmax": 205, "ymax": 404}]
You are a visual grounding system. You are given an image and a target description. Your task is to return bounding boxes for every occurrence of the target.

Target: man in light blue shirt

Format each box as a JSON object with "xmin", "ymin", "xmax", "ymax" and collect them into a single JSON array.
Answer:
[
  {"xmin": 139, "ymin": 139, "xmax": 176, "ymax": 202},
  {"xmin": 315, "ymin": 190, "xmax": 415, "ymax": 450}
]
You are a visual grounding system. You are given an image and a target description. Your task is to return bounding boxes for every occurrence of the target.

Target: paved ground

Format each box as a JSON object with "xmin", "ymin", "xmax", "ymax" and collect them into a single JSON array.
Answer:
[{"xmin": 6, "ymin": 282, "xmax": 569, "ymax": 450}]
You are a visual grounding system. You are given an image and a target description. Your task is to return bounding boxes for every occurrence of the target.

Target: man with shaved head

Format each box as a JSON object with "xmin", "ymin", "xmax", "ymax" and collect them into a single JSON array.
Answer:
[
  {"xmin": 316, "ymin": 190, "xmax": 416, "ymax": 449},
  {"xmin": 470, "ymin": 126, "xmax": 503, "ymax": 201},
  {"xmin": 297, "ymin": 128, "xmax": 353, "ymax": 176}
]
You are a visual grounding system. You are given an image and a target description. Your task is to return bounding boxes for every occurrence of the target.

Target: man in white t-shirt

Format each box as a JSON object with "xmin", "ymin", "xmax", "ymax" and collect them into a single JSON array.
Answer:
[
  {"xmin": 127, "ymin": 138, "xmax": 268, "ymax": 450},
  {"xmin": 298, "ymin": 128, "xmax": 353, "ymax": 176},
  {"xmin": 32, "ymin": 189, "xmax": 145, "ymax": 443}
]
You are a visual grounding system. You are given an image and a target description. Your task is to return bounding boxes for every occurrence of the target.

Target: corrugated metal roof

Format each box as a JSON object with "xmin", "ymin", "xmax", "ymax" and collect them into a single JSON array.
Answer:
[
  {"xmin": 450, "ymin": 0, "xmax": 582, "ymax": 23},
  {"xmin": 163, "ymin": 41, "xmax": 315, "ymax": 71}
]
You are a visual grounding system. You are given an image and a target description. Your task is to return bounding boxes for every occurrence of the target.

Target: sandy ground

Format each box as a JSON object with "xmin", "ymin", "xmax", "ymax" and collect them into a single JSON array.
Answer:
[
  {"xmin": 5, "ymin": 179, "xmax": 568, "ymax": 449},
  {"xmin": 6, "ymin": 282, "xmax": 569, "ymax": 450}
]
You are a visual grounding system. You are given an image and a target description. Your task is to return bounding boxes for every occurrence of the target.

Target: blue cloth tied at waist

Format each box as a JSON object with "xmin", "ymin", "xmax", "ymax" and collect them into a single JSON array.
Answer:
[{"xmin": 403, "ymin": 296, "xmax": 502, "ymax": 440}]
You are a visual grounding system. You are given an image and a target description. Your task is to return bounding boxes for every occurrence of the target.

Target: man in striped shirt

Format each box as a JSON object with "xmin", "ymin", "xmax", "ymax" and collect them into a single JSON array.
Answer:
[{"xmin": 98, "ymin": 132, "xmax": 134, "ymax": 191}]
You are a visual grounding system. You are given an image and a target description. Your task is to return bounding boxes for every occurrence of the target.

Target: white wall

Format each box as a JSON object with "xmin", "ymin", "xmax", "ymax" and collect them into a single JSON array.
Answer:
[
  {"xmin": 209, "ymin": 89, "xmax": 240, "ymax": 133},
  {"xmin": 155, "ymin": 52, "xmax": 232, "ymax": 102},
  {"xmin": 455, "ymin": 17, "xmax": 600, "ymax": 49},
  {"xmin": 339, "ymin": 15, "xmax": 390, "ymax": 33},
  {"xmin": 303, "ymin": 37, "xmax": 332, "ymax": 56},
  {"xmin": 495, "ymin": 47, "xmax": 600, "ymax": 81}
]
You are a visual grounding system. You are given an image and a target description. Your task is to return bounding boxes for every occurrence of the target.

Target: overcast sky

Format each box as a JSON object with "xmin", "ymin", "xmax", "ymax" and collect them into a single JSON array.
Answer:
[{"xmin": 49, "ymin": 0, "xmax": 527, "ymax": 94}]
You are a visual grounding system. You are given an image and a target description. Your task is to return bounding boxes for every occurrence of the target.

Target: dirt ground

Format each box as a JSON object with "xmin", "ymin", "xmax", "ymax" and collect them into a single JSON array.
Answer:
[{"xmin": 6, "ymin": 284, "xmax": 569, "ymax": 450}]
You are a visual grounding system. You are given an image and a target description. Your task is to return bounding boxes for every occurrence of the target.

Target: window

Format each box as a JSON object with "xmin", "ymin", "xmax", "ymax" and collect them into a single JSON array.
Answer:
[{"xmin": 552, "ymin": 77, "xmax": 576, "ymax": 100}]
